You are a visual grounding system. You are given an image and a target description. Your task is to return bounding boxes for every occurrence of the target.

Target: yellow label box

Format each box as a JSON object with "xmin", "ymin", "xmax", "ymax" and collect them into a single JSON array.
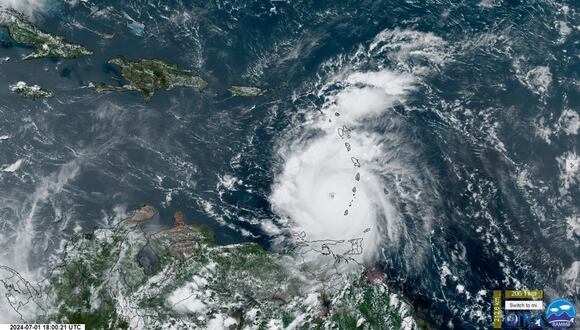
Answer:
[
  {"xmin": 504, "ymin": 290, "xmax": 543, "ymax": 300},
  {"xmin": 493, "ymin": 290, "xmax": 503, "ymax": 329}
]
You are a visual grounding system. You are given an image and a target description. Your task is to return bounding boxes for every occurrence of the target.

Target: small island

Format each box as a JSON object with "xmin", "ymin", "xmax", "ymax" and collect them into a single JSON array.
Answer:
[
  {"xmin": 123, "ymin": 203, "xmax": 157, "ymax": 224},
  {"xmin": 89, "ymin": 57, "xmax": 208, "ymax": 101},
  {"xmin": 228, "ymin": 85, "xmax": 265, "ymax": 97},
  {"xmin": 9, "ymin": 81, "xmax": 53, "ymax": 100},
  {"xmin": 0, "ymin": 8, "xmax": 92, "ymax": 59}
]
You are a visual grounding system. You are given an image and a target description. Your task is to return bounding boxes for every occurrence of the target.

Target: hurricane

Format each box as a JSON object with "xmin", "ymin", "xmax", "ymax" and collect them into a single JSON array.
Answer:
[
  {"xmin": 0, "ymin": 0, "xmax": 577, "ymax": 328},
  {"xmin": 270, "ymin": 31, "xmax": 444, "ymax": 271}
]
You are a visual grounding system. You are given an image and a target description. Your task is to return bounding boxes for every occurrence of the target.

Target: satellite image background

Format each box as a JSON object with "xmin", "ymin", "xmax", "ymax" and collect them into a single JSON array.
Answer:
[{"xmin": 0, "ymin": 0, "xmax": 577, "ymax": 329}]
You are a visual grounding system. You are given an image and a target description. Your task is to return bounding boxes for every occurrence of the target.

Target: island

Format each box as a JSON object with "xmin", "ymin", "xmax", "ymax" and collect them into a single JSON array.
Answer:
[
  {"xmin": 0, "ymin": 8, "xmax": 92, "ymax": 59},
  {"xmin": 9, "ymin": 81, "xmax": 53, "ymax": 100},
  {"xmin": 123, "ymin": 203, "xmax": 157, "ymax": 224},
  {"xmin": 229, "ymin": 85, "xmax": 265, "ymax": 97},
  {"xmin": 89, "ymin": 57, "xmax": 208, "ymax": 101}
]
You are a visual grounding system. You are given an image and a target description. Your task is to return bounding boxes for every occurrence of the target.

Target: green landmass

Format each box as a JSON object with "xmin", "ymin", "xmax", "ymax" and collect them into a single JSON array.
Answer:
[
  {"xmin": 89, "ymin": 57, "xmax": 208, "ymax": 101},
  {"xmin": 0, "ymin": 8, "xmax": 92, "ymax": 59},
  {"xmin": 229, "ymin": 85, "xmax": 265, "ymax": 97},
  {"xmin": 9, "ymin": 81, "xmax": 53, "ymax": 100},
  {"xmin": 32, "ymin": 209, "xmax": 419, "ymax": 329}
]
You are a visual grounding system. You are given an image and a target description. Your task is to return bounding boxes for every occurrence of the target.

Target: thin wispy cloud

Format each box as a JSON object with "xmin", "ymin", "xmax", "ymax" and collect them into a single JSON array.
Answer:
[{"xmin": 0, "ymin": 0, "xmax": 48, "ymax": 19}]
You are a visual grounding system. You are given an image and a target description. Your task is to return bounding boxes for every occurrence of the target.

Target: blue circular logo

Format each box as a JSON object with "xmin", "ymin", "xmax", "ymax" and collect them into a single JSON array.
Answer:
[
  {"xmin": 505, "ymin": 312, "xmax": 519, "ymax": 327},
  {"xmin": 545, "ymin": 298, "xmax": 576, "ymax": 329}
]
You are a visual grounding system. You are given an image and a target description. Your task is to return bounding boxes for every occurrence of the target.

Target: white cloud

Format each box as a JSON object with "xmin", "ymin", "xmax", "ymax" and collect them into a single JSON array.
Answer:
[
  {"xmin": 166, "ymin": 282, "xmax": 206, "ymax": 314},
  {"xmin": 2, "ymin": 159, "xmax": 23, "ymax": 172},
  {"xmin": 0, "ymin": 0, "xmax": 49, "ymax": 19},
  {"xmin": 271, "ymin": 29, "xmax": 444, "ymax": 273},
  {"xmin": 557, "ymin": 151, "xmax": 579, "ymax": 196},
  {"xmin": 560, "ymin": 305, "xmax": 571, "ymax": 311},
  {"xmin": 270, "ymin": 70, "xmax": 422, "ymax": 268}
]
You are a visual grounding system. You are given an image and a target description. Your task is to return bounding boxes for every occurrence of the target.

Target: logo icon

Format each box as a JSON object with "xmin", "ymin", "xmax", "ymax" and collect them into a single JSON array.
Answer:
[
  {"xmin": 505, "ymin": 312, "xmax": 519, "ymax": 327},
  {"xmin": 531, "ymin": 313, "xmax": 544, "ymax": 329},
  {"xmin": 545, "ymin": 298, "xmax": 576, "ymax": 329}
]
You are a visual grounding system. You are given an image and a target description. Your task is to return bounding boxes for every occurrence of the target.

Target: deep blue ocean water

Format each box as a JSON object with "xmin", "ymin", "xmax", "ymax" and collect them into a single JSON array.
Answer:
[{"xmin": 0, "ymin": 0, "xmax": 578, "ymax": 328}]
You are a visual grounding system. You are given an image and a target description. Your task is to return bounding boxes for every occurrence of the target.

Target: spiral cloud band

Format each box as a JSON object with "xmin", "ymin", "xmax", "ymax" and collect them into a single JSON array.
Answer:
[{"xmin": 271, "ymin": 68, "xmax": 418, "ymax": 267}]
